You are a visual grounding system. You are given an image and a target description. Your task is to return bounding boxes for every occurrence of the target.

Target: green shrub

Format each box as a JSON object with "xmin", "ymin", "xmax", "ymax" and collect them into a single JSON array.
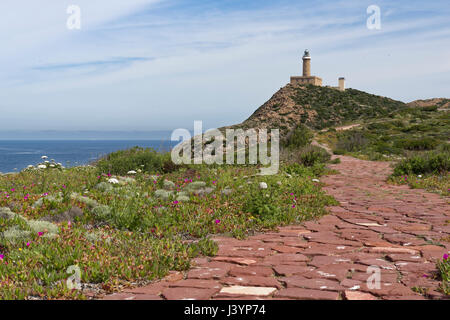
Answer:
[
  {"xmin": 335, "ymin": 131, "xmax": 368, "ymax": 152},
  {"xmin": 367, "ymin": 122, "xmax": 393, "ymax": 131},
  {"xmin": 422, "ymin": 105, "xmax": 438, "ymax": 112},
  {"xmin": 394, "ymin": 137, "xmax": 439, "ymax": 151},
  {"xmin": 284, "ymin": 163, "xmax": 311, "ymax": 176},
  {"xmin": 374, "ymin": 142, "xmax": 402, "ymax": 155},
  {"xmin": 333, "ymin": 149, "xmax": 346, "ymax": 155},
  {"xmin": 392, "ymin": 151, "xmax": 450, "ymax": 175},
  {"xmin": 284, "ymin": 145, "xmax": 330, "ymax": 167},
  {"xmin": 191, "ymin": 237, "xmax": 218, "ymax": 257},
  {"xmin": 437, "ymin": 255, "xmax": 449, "ymax": 295},
  {"xmin": 296, "ymin": 146, "xmax": 331, "ymax": 166},
  {"xmin": 284, "ymin": 125, "xmax": 313, "ymax": 149},
  {"xmin": 438, "ymin": 143, "xmax": 450, "ymax": 152},
  {"xmin": 96, "ymin": 147, "xmax": 176, "ymax": 175},
  {"xmin": 242, "ymin": 189, "xmax": 283, "ymax": 221},
  {"xmin": 330, "ymin": 158, "xmax": 341, "ymax": 164}
]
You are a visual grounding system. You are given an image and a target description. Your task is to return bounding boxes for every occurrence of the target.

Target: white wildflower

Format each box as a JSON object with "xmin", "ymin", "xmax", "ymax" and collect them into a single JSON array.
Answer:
[
  {"xmin": 108, "ymin": 178, "xmax": 119, "ymax": 184},
  {"xmin": 312, "ymin": 179, "xmax": 320, "ymax": 183},
  {"xmin": 41, "ymin": 156, "xmax": 48, "ymax": 160},
  {"xmin": 259, "ymin": 182, "xmax": 268, "ymax": 189},
  {"xmin": 37, "ymin": 164, "xmax": 47, "ymax": 169},
  {"xmin": 127, "ymin": 170, "xmax": 137, "ymax": 175}
]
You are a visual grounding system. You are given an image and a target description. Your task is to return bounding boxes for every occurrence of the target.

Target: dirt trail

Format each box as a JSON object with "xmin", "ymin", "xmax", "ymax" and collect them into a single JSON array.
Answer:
[{"xmin": 103, "ymin": 155, "xmax": 450, "ymax": 300}]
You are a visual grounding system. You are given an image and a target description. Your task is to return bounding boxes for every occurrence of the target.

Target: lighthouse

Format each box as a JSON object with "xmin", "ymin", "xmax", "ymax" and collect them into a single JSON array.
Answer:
[
  {"xmin": 290, "ymin": 49, "xmax": 322, "ymax": 86},
  {"xmin": 302, "ymin": 49, "xmax": 311, "ymax": 77}
]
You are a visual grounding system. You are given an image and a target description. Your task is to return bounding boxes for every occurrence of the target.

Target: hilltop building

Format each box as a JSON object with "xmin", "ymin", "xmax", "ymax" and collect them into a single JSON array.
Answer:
[
  {"xmin": 290, "ymin": 50, "xmax": 322, "ymax": 86},
  {"xmin": 290, "ymin": 50, "xmax": 345, "ymax": 91}
]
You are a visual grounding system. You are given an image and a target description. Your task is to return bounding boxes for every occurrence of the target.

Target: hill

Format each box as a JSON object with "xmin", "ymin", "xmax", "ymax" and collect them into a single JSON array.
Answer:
[
  {"xmin": 222, "ymin": 83, "xmax": 408, "ymax": 139},
  {"xmin": 407, "ymin": 98, "xmax": 450, "ymax": 109}
]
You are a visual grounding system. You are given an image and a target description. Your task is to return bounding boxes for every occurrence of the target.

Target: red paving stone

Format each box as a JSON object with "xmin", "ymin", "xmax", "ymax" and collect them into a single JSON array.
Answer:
[{"xmin": 103, "ymin": 155, "xmax": 449, "ymax": 300}]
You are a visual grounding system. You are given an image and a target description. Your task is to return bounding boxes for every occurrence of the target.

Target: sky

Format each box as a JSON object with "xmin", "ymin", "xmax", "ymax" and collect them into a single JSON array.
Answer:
[{"xmin": 0, "ymin": 0, "xmax": 449, "ymax": 135}]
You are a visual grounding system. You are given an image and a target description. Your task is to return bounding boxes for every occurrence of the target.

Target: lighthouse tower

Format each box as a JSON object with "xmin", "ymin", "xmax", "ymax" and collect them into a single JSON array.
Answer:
[
  {"xmin": 302, "ymin": 49, "xmax": 311, "ymax": 77},
  {"xmin": 290, "ymin": 49, "xmax": 322, "ymax": 86}
]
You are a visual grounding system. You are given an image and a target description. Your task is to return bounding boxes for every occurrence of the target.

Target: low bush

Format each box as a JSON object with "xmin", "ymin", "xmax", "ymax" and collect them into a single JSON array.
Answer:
[
  {"xmin": 286, "ymin": 145, "xmax": 331, "ymax": 167},
  {"xmin": 242, "ymin": 189, "xmax": 283, "ymax": 222},
  {"xmin": 335, "ymin": 131, "xmax": 369, "ymax": 153},
  {"xmin": 437, "ymin": 254, "xmax": 449, "ymax": 295},
  {"xmin": 297, "ymin": 146, "xmax": 331, "ymax": 166},
  {"xmin": 283, "ymin": 125, "xmax": 314, "ymax": 149},
  {"xmin": 394, "ymin": 137, "xmax": 439, "ymax": 151},
  {"xmin": 373, "ymin": 141, "xmax": 402, "ymax": 155},
  {"xmin": 422, "ymin": 105, "xmax": 438, "ymax": 112},
  {"xmin": 95, "ymin": 147, "xmax": 176, "ymax": 175},
  {"xmin": 392, "ymin": 151, "xmax": 450, "ymax": 176},
  {"xmin": 438, "ymin": 143, "xmax": 450, "ymax": 152}
]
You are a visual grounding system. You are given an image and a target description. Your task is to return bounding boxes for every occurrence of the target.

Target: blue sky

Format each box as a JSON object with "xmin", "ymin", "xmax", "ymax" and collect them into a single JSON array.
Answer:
[{"xmin": 0, "ymin": 0, "xmax": 449, "ymax": 133}]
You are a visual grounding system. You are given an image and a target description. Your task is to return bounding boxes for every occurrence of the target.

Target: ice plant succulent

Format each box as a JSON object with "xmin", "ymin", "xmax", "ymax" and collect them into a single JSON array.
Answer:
[{"xmin": 0, "ymin": 150, "xmax": 337, "ymax": 299}]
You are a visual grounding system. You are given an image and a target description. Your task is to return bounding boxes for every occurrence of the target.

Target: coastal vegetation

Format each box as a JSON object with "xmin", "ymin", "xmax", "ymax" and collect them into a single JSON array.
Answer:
[
  {"xmin": 0, "ymin": 82, "xmax": 448, "ymax": 299},
  {"xmin": 316, "ymin": 104, "xmax": 449, "ymax": 196},
  {"xmin": 0, "ymin": 146, "xmax": 337, "ymax": 299}
]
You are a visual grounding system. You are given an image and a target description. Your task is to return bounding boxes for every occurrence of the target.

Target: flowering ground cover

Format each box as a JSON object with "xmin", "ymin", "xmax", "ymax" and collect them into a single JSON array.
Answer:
[
  {"xmin": 389, "ymin": 173, "xmax": 449, "ymax": 197},
  {"xmin": 437, "ymin": 254, "xmax": 450, "ymax": 295},
  {"xmin": 0, "ymin": 155, "xmax": 336, "ymax": 299}
]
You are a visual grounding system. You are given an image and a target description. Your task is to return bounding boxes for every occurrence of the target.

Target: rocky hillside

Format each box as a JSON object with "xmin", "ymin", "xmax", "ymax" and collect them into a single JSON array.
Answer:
[
  {"xmin": 222, "ymin": 83, "xmax": 408, "ymax": 139},
  {"xmin": 407, "ymin": 98, "xmax": 450, "ymax": 109}
]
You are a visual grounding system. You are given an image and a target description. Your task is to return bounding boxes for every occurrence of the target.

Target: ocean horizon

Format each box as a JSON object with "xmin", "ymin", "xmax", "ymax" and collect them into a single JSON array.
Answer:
[{"xmin": 0, "ymin": 140, "xmax": 178, "ymax": 173}]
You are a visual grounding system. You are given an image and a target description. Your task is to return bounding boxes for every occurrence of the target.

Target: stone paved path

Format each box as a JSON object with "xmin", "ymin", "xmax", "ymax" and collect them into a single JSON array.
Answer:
[{"xmin": 103, "ymin": 155, "xmax": 450, "ymax": 300}]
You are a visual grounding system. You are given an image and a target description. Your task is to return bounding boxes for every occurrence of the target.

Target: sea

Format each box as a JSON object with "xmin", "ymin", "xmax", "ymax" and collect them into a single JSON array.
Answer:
[{"xmin": 0, "ymin": 140, "xmax": 178, "ymax": 173}]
